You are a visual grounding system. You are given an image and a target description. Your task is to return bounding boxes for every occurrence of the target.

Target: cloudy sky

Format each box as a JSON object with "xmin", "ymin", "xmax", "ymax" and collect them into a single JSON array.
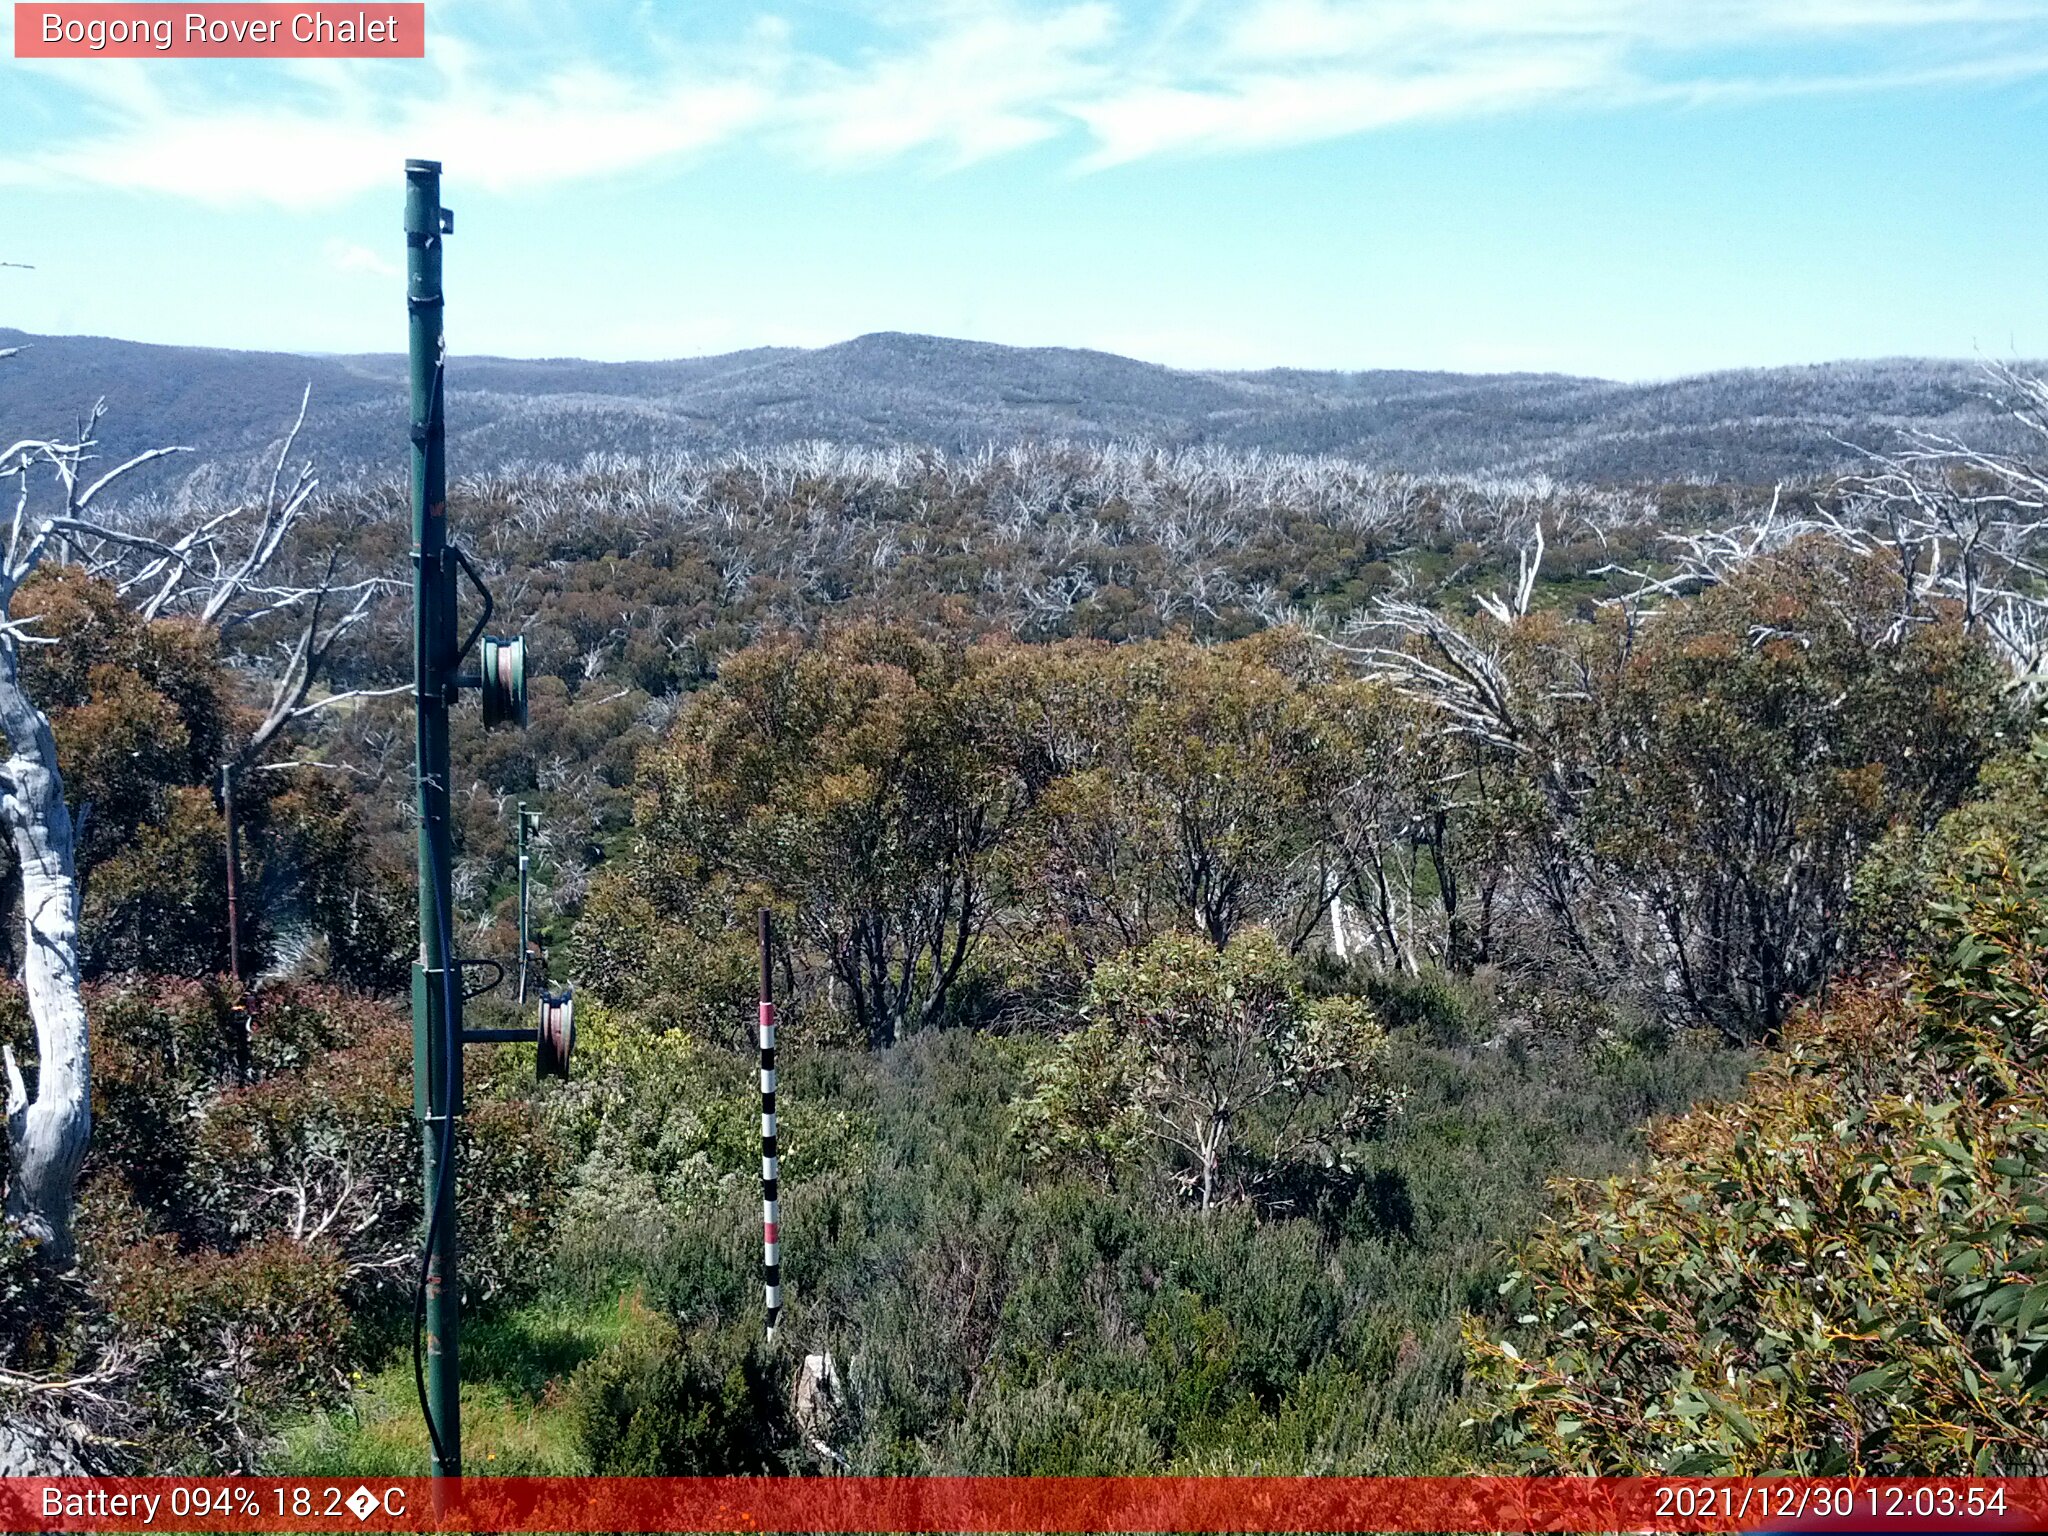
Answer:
[{"xmin": 2, "ymin": 0, "xmax": 2044, "ymax": 376}]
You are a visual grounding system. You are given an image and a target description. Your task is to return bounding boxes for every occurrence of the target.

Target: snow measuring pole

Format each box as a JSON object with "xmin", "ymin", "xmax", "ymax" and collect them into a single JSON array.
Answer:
[
  {"xmin": 760, "ymin": 909, "xmax": 782, "ymax": 1341},
  {"xmin": 406, "ymin": 158, "xmax": 566, "ymax": 1481}
]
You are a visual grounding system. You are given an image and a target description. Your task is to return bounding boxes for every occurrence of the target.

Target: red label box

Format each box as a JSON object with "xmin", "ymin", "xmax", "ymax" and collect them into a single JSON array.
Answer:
[
  {"xmin": 14, "ymin": 4, "xmax": 425, "ymax": 57},
  {"xmin": 3, "ymin": 1477, "xmax": 2048, "ymax": 1533}
]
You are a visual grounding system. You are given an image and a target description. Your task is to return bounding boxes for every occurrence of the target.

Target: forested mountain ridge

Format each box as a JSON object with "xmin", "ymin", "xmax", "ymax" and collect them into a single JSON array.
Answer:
[{"xmin": 0, "ymin": 326, "xmax": 2031, "ymax": 485}]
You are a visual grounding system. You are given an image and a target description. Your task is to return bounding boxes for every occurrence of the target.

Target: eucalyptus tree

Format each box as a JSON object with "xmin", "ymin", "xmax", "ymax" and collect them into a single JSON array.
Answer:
[
  {"xmin": 636, "ymin": 624, "xmax": 1024, "ymax": 1048},
  {"xmin": 1345, "ymin": 518, "xmax": 2012, "ymax": 1044}
]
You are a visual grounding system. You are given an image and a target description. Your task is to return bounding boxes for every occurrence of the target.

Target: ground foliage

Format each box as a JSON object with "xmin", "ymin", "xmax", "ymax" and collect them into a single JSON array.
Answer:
[
  {"xmin": 537, "ymin": 1008, "xmax": 1747, "ymax": 1475},
  {"xmin": 0, "ymin": 979, "xmax": 563, "ymax": 1470}
]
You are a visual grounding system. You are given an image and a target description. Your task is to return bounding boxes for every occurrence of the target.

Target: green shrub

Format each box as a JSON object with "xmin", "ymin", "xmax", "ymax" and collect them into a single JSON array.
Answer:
[
  {"xmin": 1038, "ymin": 928, "xmax": 1401, "ymax": 1212},
  {"xmin": 1467, "ymin": 834, "xmax": 2048, "ymax": 1473},
  {"xmin": 97, "ymin": 1232, "xmax": 353, "ymax": 1469},
  {"xmin": 190, "ymin": 1017, "xmax": 564, "ymax": 1307},
  {"xmin": 543, "ymin": 1007, "xmax": 870, "ymax": 1254},
  {"xmin": 1854, "ymin": 735, "xmax": 2048, "ymax": 967},
  {"xmin": 0, "ymin": 1225, "xmax": 92, "ymax": 1380},
  {"xmin": 565, "ymin": 1312, "xmax": 790, "ymax": 1474},
  {"xmin": 1009, "ymin": 1023, "xmax": 1148, "ymax": 1188},
  {"xmin": 1362, "ymin": 967, "xmax": 1479, "ymax": 1047}
]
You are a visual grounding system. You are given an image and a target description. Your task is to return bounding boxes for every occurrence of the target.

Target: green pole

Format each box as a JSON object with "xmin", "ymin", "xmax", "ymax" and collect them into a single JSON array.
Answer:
[{"xmin": 406, "ymin": 157, "xmax": 461, "ymax": 1480}]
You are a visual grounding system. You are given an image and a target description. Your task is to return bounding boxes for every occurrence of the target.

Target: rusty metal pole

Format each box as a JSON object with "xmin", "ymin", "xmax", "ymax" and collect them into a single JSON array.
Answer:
[
  {"xmin": 221, "ymin": 761, "xmax": 243, "ymax": 987},
  {"xmin": 221, "ymin": 760, "xmax": 250, "ymax": 1077}
]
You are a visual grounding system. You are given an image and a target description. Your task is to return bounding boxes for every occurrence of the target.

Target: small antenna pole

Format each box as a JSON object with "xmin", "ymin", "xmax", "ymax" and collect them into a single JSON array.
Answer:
[
  {"xmin": 221, "ymin": 761, "xmax": 244, "ymax": 988},
  {"xmin": 516, "ymin": 801, "xmax": 532, "ymax": 1003},
  {"xmin": 221, "ymin": 761, "xmax": 250, "ymax": 1076}
]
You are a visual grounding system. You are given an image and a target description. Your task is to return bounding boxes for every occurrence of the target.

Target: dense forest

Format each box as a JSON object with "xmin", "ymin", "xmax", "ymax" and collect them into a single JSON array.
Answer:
[{"xmin": 2, "ymin": 364, "xmax": 2047, "ymax": 1476}]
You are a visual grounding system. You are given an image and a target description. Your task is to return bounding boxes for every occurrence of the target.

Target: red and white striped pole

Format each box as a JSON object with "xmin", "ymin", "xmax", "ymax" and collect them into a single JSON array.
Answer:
[{"xmin": 759, "ymin": 908, "xmax": 781, "ymax": 1341}]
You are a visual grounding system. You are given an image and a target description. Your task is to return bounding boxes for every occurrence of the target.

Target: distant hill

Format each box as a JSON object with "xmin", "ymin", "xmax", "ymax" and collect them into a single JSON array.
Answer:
[{"xmin": 0, "ymin": 327, "xmax": 2032, "ymax": 488}]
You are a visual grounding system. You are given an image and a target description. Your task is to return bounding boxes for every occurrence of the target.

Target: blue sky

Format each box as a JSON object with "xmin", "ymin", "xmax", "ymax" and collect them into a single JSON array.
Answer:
[{"xmin": 2, "ymin": 0, "xmax": 2045, "ymax": 378}]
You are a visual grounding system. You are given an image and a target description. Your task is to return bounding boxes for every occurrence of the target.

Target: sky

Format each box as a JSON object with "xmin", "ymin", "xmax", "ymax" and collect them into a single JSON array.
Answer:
[{"xmin": 1, "ymin": 0, "xmax": 2045, "ymax": 379}]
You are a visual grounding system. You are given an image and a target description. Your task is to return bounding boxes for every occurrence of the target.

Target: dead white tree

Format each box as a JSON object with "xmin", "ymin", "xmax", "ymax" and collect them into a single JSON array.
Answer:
[
  {"xmin": 1, "ymin": 388, "xmax": 390, "ymax": 1262},
  {"xmin": 1825, "ymin": 366, "xmax": 2048, "ymax": 686},
  {"xmin": 0, "ymin": 404, "xmax": 188, "ymax": 1262},
  {"xmin": 89, "ymin": 388, "xmax": 403, "ymax": 762},
  {"xmin": 1327, "ymin": 524, "xmax": 1631, "ymax": 988},
  {"xmin": 1585, "ymin": 368, "xmax": 2048, "ymax": 690},
  {"xmin": 1474, "ymin": 517, "xmax": 1544, "ymax": 625},
  {"xmin": 1585, "ymin": 366, "xmax": 2048, "ymax": 654},
  {"xmin": 1587, "ymin": 485, "xmax": 1804, "ymax": 629}
]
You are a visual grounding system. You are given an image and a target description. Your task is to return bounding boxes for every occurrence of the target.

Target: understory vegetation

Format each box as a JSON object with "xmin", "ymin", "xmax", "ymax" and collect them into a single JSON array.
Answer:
[
  {"xmin": 272, "ymin": 994, "xmax": 1749, "ymax": 1475},
  {"xmin": 3, "ymin": 404, "xmax": 2047, "ymax": 1471}
]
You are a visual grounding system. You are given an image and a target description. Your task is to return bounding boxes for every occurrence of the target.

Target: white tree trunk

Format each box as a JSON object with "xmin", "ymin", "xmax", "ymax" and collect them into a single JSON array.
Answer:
[
  {"xmin": 0, "ymin": 641, "xmax": 89, "ymax": 1267},
  {"xmin": 1196, "ymin": 1116, "xmax": 1226, "ymax": 1216}
]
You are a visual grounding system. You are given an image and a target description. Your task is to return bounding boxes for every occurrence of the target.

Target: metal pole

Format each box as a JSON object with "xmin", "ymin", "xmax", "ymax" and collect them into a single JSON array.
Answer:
[
  {"xmin": 221, "ymin": 762, "xmax": 243, "ymax": 986},
  {"xmin": 759, "ymin": 908, "xmax": 781, "ymax": 1341},
  {"xmin": 406, "ymin": 157, "xmax": 461, "ymax": 1481},
  {"xmin": 221, "ymin": 761, "xmax": 249, "ymax": 1078},
  {"xmin": 516, "ymin": 801, "xmax": 530, "ymax": 1005}
]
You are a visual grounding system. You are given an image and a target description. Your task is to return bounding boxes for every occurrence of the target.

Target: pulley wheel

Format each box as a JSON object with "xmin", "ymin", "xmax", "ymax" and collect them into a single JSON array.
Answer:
[
  {"xmin": 537, "ymin": 988, "xmax": 574, "ymax": 1081},
  {"xmin": 480, "ymin": 635, "xmax": 528, "ymax": 731}
]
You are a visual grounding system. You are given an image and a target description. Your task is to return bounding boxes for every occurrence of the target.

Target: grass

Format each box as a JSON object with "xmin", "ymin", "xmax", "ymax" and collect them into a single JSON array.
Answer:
[
  {"xmin": 271, "ymin": 1009, "xmax": 1755, "ymax": 1477},
  {"xmin": 269, "ymin": 1289, "xmax": 665, "ymax": 1475}
]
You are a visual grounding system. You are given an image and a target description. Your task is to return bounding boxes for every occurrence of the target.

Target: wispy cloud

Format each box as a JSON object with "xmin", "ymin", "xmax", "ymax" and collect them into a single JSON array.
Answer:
[
  {"xmin": 2, "ymin": 54, "xmax": 777, "ymax": 206},
  {"xmin": 1, "ymin": 0, "xmax": 2042, "ymax": 203},
  {"xmin": 789, "ymin": 3, "xmax": 1118, "ymax": 166},
  {"xmin": 1074, "ymin": 43, "xmax": 1620, "ymax": 164},
  {"xmin": 1075, "ymin": 0, "xmax": 2048, "ymax": 163},
  {"xmin": 323, "ymin": 237, "xmax": 398, "ymax": 278}
]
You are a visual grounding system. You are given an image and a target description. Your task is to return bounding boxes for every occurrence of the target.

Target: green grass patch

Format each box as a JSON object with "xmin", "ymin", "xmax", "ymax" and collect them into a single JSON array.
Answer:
[{"xmin": 269, "ymin": 1289, "xmax": 664, "ymax": 1476}]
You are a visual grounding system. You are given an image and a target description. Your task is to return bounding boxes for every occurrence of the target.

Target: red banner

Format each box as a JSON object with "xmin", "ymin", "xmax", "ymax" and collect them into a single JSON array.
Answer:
[
  {"xmin": 13, "ymin": 5, "xmax": 424, "ymax": 58},
  {"xmin": 1, "ymin": 1477, "xmax": 2046, "ymax": 1533}
]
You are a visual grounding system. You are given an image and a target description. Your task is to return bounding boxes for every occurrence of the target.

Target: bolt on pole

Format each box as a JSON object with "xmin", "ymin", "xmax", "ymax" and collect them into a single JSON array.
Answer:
[{"xmin": 406, "ymin": 156, "xmax": 462, "ymax": 1481}]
